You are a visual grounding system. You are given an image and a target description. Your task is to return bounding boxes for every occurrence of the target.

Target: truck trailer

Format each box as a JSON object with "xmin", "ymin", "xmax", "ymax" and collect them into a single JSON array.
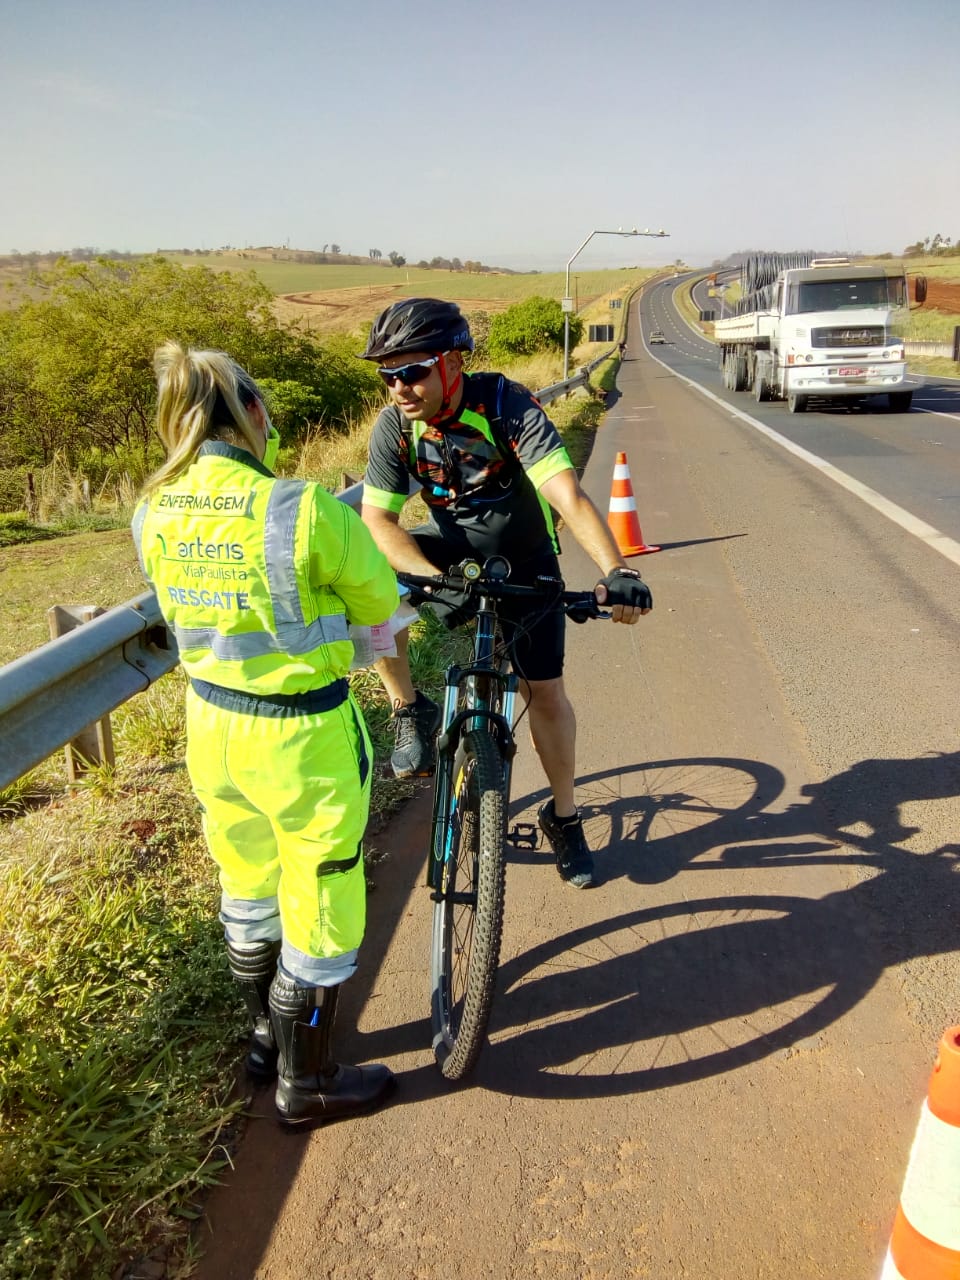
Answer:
[{"xmin": 714, "ymin": 256, "xmax": 912, "ymax": 414}]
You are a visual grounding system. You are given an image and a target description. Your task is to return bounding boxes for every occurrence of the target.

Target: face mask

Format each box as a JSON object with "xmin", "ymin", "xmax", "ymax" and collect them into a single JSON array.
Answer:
[{"xmin": 262, "ymin": 422, "xmax": 280, "ymax": 472}]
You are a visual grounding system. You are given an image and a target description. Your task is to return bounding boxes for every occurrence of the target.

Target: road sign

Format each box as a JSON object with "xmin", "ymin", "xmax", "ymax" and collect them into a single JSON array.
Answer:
[
  {"xmin": 561, "ymin": 297, "xmax": 575, "ymax": 313},
  {"xmin": 589, "ymin": 325, "xmax": 615, "ymax": 342}
]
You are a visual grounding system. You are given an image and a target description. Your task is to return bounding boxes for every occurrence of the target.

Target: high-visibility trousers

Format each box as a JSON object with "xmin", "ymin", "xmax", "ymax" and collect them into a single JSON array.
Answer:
[{"xmin": 184, "ymin": 685, "xmax": 371, "ymax": 972}]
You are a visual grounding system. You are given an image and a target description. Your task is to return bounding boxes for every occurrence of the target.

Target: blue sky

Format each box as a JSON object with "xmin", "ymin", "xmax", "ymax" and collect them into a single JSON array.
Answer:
[{"xmin": 2, "ymin": 0, "xmax": 957, "ymax": 270}]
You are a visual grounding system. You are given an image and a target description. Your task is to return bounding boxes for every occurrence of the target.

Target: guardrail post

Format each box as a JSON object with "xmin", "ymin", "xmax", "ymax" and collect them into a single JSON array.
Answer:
[{"xmin": 47, "ymin": 605, "xmax": 116, "ymax": 782}]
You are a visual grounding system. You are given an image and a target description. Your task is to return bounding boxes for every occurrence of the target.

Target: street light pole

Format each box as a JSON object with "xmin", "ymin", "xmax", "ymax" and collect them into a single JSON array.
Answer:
[{"xmin": 562, "ymin": 227, "xmax": 669, "ymax": 379}]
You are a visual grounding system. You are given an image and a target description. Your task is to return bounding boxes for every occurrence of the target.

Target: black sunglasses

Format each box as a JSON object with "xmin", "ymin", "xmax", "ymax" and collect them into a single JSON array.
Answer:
[{"xmin": 377, "ymin": 353, "xmax": 444, "ymax": 387}]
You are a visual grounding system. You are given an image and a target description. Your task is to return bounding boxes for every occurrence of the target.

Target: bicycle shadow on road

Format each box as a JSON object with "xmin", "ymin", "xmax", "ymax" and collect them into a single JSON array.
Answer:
[{"xmin": 482, "ymin": 751, "xmax": 960, "ymax": 1100}]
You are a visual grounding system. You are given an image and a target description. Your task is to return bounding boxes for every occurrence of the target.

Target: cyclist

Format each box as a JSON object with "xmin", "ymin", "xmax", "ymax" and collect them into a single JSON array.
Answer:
[
  {"xmin": 359, "ymin": 299, "xmax": 652, "ymax": 889},
  {"xmin": 133, "ymin": 342, "xmax": 399, "ymax": 1128}
]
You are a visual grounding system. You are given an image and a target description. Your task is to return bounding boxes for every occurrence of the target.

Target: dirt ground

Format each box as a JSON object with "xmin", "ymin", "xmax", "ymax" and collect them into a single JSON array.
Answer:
[
  {"xmin": 908, "ymin": 273, "xmax": 960, "ymax": 311},
  {"xmin": 273, "ymin": 287, "xmax": 604, "ymax": 338}
]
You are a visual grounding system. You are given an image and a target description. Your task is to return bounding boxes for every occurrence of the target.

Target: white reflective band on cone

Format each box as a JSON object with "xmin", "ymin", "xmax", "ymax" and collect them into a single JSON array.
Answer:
[
  {"xmin": 613, "ymin": 463, "xmax": 631, "ymax": 479},
  {"xmin": 609, "ymin": 497, "xmax": 638, "ymax": 512},
  {"xmin": 898, "ymin": 1101, "xmax": 960, "ymax": 1250},
  {"xmin": 879, "ymin": 1250, "xmax": 907, "ymax": 1280}
]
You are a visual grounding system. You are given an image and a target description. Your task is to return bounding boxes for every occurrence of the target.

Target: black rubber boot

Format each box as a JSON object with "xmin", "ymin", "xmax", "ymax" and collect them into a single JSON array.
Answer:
[
  {"xmin": 269, "ymin": 969, "xmax": 395, "ymax": 1129},
  {"xmin": 226, "ymin": 938, "xmax": 281, "ymax": 1083}
]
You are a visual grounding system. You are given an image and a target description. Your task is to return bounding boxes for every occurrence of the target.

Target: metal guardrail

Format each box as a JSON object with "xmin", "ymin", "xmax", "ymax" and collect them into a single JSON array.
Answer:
[
  {"xmin": 0, "ymin": 593, "xmax": 178, "ymax": 789},
  {"xmin": 0, "ymin": 356, "xmax": 617, "ymax": 790},
  {"xmin": 904, "ymin": 340, "xmax": 955, "ymax": 359}
]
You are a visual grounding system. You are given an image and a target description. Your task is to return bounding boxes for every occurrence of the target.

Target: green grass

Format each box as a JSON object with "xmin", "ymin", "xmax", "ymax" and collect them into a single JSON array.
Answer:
[
  {"xmin": 162, "ymin": 253, "xmax": 657, "ymax": 304},
  {"xmin": 906, "ymin": 309, "xmax": 960, "ymax": 341},
  {"xmin": 0, "ymin": 529, "xmax": 147, "ymax": 665},
  {"xmin": 907, "ymin": 356, "xmax": 960, "ymax": 379},
  {"xmin": 0, "ymin": 359, "xmax": 613, "ymax": 1279},
  {"xmin": 0, "ymin": 513, "xmax": 61, "ymax": 548},
  {"xmin": 900, "ymin": 255, "xmax": 960, "ymax": 281}
]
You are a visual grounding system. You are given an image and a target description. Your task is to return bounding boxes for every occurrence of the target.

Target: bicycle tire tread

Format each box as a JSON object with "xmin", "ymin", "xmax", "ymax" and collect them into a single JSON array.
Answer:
[{"xmin": 431, "ymin": 729, "xmax": 507, "ymax": 1080}]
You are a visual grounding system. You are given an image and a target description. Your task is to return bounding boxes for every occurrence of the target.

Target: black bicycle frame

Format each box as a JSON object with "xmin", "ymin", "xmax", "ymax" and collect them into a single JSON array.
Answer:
[{"xmin": 426, "ymin": 590, "xmax": 519, "ymax": 894}]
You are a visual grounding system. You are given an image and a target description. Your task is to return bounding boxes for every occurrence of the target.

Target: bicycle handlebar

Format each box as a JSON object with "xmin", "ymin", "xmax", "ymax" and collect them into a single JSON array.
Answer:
[{"xmin": 396, "ymin": 560, "xmax": 609, "ymax": 623}]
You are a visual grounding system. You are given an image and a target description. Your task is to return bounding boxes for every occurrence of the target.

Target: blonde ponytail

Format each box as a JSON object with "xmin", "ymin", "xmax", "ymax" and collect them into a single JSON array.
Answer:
[{"xmin": 141, "ymin": 342, "xmax": 263, "ymax": 496}]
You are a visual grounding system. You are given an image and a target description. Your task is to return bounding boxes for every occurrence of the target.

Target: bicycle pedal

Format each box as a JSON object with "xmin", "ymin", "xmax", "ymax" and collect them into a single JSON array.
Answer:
[{"xmin": 507, "ymin": 822, "xmax": 538, "ymax": 850}]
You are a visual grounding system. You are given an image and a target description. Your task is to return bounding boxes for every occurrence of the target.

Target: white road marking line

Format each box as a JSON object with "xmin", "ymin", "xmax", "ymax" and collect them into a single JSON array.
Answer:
[
  {"xmin": 915, "ymin": 407, "xmax": 960, "ymax": 422},
  {"xmin": 648, "ymin": 354, "xmax": 960, "ymax": 570}
]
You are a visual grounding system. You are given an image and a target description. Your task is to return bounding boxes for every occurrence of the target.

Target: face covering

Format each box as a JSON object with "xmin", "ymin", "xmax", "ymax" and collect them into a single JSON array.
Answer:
[{"xmin": 262, "ymin": 422, "xmax": 280, "ymax": 472}]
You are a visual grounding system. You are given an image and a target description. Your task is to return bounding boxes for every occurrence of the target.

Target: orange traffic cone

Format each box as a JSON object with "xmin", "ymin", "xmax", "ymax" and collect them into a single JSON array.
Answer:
[
  {"xmin": 881, "ymin": 1026, "xmax": 960, "ymax": 1279},
  {"xmin": 607, "ymin": 452, "xmax": 659, "ymax": 556}
]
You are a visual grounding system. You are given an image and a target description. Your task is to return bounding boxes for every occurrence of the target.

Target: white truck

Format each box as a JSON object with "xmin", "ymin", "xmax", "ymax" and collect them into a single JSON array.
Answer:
[{"xmin": 714, "ymin": 257, "xmax": 912, "ymax": 413}]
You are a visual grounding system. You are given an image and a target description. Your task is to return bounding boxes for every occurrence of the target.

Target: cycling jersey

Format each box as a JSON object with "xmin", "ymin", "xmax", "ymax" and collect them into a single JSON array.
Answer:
[{"xmin": 363, "ymin": 371, "xmax": 574, "ymax": 563}]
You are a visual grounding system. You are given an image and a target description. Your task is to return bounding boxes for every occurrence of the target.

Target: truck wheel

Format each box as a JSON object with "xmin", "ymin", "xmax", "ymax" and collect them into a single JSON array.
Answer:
[
  {"xmin": 787, "ymin": 393, "xmax": 808, "ymax": 414},
  {"xmin": 733, "ymin": 355, "xmax": 748, "ymax": 392},
  {"xmin": 888, "ymin": 391, "xmax": 913, "ymax": 413},
  {"xmin": 754, "ymin": 375, "xmax": 770, "ymax": 403}
]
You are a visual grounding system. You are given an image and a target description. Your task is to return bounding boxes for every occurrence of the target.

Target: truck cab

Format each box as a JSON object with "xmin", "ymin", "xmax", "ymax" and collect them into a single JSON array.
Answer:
[{"xmin": 715, "ymin": 259, "xmax": 912, "ymax": 413}]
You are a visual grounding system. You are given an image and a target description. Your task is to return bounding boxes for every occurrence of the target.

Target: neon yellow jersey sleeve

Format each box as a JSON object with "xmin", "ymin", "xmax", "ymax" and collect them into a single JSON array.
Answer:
[
  {"xmin": 526, "ymin": 446, "xmax": 573, "ymax": 491},
  {"xmin": 361, "ymin": 483, "xmax": 407, "ymax": 513}
]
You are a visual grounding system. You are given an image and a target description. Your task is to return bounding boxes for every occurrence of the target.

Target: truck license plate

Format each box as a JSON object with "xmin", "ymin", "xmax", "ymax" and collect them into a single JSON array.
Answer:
[{"xmin": 837, "ymin": 367, "xmax": 866, "ymax": 376}]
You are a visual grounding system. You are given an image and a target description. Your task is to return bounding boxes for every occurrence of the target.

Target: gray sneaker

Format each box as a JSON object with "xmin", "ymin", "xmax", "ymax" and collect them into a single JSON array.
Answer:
[
  {"xmin": 390, "ymin": 692, "xmax": 441, "ymax": 778},
  {"xmin": 538, "ymin": 801, "xmax": 595, "ymax": 888}
]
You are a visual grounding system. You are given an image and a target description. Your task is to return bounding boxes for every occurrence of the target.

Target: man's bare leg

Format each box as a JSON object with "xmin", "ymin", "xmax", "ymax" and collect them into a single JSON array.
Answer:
[
  {"xmin": 374, "ymin": 627, "xmax": 416, "ymax": 708},
  {"xmin": 522, "ymin": 676, "xmax": 577, "ymax": 815}
]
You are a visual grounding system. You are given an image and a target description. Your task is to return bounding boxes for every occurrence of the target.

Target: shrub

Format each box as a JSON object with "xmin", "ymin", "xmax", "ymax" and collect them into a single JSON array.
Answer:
[{"xmin": 488, "ymin": 296, "xmax": 582, "ymax": 362}]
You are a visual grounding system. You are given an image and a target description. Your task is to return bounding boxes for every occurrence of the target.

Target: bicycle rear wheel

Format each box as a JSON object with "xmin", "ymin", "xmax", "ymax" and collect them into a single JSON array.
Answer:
[{"xmin": 431, "ymin": 728, "xmax": 507, "ymax": 1080}]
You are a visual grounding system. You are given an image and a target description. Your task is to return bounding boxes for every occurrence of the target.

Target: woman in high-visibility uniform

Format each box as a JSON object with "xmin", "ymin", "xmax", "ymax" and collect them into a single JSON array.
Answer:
[{"xmin": 133, "ymin": 342, "xmax": 400, "ymax": 1128}]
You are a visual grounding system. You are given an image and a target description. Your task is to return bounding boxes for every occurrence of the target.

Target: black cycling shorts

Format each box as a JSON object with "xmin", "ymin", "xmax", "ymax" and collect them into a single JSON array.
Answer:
[{"xmin": 410, "ymin": 530, "xmax": 566, "ymax": 684}]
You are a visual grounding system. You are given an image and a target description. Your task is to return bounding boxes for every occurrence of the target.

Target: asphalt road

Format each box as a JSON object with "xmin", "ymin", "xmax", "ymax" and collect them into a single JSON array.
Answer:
[{"xmin": 192, "ymin": 287, "xmax": 960, "ymax": 1280}]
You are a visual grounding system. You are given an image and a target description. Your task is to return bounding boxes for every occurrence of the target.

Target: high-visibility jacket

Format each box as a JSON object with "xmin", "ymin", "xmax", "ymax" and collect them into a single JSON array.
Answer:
[{"xmin": 133, "ymin": 442, "xmax": 399, "ymax": 695}]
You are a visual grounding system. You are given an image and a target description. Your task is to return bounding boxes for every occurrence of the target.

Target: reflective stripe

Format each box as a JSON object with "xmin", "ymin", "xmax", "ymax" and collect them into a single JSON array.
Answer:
[
  {"xmin": 264, "ymin": 480, "xmax": 306, "ymax": 627},
  {"xmin": 879, "ymin": 1246, "xmax": 907, "ymax": 1279},
  {"xmin": 609, "ymin": 496, "xmax": 638, "ymax": 512},
  {"xmin": 173, "ymin": 613, "xmax": 348, "ymax": 659},
  {"xmin": 282, "ymin": 942, "xmax": 358, "ymax": 987},
  {"xmin": 613, "ymin": 462, "xmax": 631, "ymax": 480},
  {"xmin": 131, "ymin": 501, "xmax": 149, "ymax": 578},
  {"xmin": 220, "ymin": 893, "xmax": 282, "ymax": 945},
  {"xmin": 898, "ymin": 1102, "xmax": 960, "ymax": 1251}
]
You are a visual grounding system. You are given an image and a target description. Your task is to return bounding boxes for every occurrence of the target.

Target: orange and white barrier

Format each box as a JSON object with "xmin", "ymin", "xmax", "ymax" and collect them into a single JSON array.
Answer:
[
  {"xmin": 607, "ymin": 451, "xmax": 659, "ymax": 557},
  {"xmin": 881, "ymin": 1026, "xmax": 960, "ymax": 1278}
]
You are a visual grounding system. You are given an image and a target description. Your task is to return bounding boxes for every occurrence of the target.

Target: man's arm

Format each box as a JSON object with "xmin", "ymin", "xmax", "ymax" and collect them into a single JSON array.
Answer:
[
  {"xmin": 538, "ymin": 469, "xmax": 652, "ymax": 622},
  {"xmin": 360, "ymin": 504, "xmax": 442, "ymax": 577},
  {"xmin": 539, "ymin": 469, "xmax": 627, "ymax": 576}
]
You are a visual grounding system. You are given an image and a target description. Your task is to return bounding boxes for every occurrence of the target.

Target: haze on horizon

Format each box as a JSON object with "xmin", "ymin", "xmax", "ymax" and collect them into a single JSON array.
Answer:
[{"xmin": 2, "ymin": 0, "xmax": 957, "ymax": 272}]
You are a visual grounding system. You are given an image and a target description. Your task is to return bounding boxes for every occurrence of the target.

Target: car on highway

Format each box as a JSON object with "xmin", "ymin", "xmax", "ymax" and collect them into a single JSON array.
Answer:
[{"xmin": 649, "ymin": 329, "xmax": 666, "ymax": 344}]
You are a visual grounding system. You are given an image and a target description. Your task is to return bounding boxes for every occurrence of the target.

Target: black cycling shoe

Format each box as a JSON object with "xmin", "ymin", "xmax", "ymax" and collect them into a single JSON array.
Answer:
[
  {"xmin": 390, "ymin": 692, "xmax": 441, "ymax": 778},
  {"xmin": 538, "ymin": 801, "xmax": 595, "ymax": 888}
]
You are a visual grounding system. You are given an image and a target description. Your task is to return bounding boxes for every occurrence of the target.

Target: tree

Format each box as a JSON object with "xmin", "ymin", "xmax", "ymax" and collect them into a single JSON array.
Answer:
[
  {"xmin": 330, "ymin": 244, "xmax": 341, "ymax": 256},
  {"xmin": 0, "ymin": 256, "xmax": 385, "ymax": 482},
  {"xmin": 369, "ymin": 248, "xmax": 382, "ymax": 262},
  {"xmin": 487, "ymin": 296, "xmax": 580, "ymax": 362},
  {"xmin": 388, "ymin": 251, "xmax": 406, "ymax": 267}
]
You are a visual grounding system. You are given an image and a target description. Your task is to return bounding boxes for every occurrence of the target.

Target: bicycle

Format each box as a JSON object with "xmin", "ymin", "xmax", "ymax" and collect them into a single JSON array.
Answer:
[{"xmin": 396, "ymin": 555, "xmax": 608, "ymax": 1080}]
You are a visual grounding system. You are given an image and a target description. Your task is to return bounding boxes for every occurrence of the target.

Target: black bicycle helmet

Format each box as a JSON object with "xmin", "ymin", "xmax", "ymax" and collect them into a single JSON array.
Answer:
[{"xmin": 359, "ymin": 298, "xmax": 474, "ymax": 361}]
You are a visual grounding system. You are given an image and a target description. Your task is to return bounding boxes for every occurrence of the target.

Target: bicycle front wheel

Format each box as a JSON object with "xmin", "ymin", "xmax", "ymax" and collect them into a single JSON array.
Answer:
[{"xmin": 431, "ymin": 728, "xmax": 507, "ymax": 1080}]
